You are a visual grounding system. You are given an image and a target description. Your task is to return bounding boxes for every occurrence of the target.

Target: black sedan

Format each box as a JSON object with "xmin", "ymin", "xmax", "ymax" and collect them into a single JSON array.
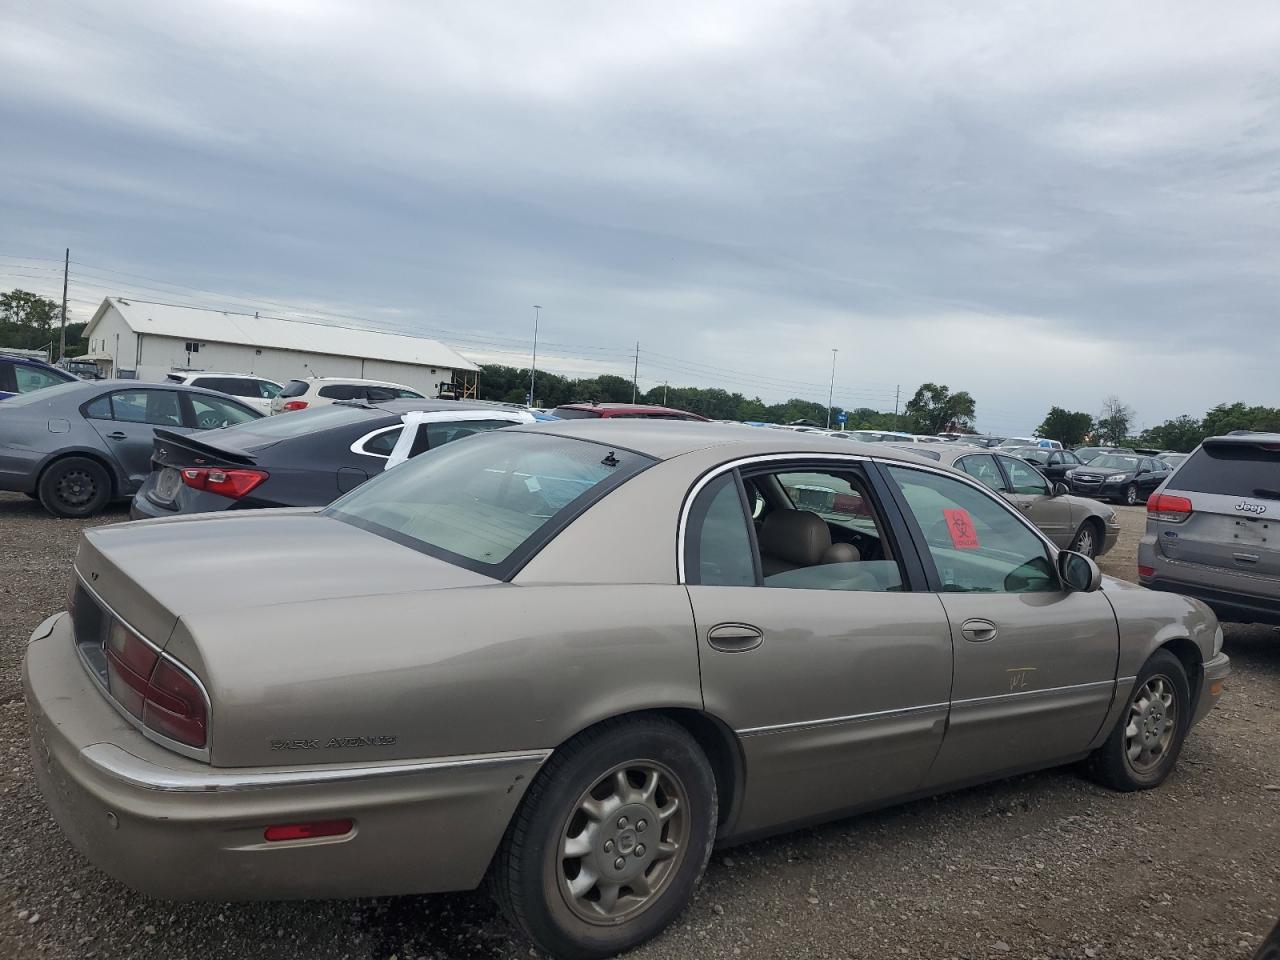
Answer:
[
  {"xmin": 1067, "ymin": 454, "xmax": 1171, "ymax": 505},
  {"xmin": 129, "ymin": 399, "xmax": 533, "ymax": 519},
  {"xmin": 1004, "ymin": 446, "xmax": 1087, "ymax": 482}
]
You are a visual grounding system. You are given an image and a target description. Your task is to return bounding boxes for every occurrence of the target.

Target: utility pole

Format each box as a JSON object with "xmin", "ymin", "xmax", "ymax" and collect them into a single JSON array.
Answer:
[
  {"xmin": 632, "ymin": 341, "xmax": 639, "ymax": 403},
  {"xmin": 528, "ymin": 305, "xmax": 541, "ymax": 407},
  {"xmin": 58, "ymin": 248, "xmax": 69, "ymax": 362},
  {"xmin": 662, "ymin": 380, "xmax": 668, "ymax": 406},
  {"xmin": 826, "ymin": 348, "xmax": 838, "ymax": 429},
  {"xmin": 893, "ymin": 384, "xmax": 900, "ymax": 429}
]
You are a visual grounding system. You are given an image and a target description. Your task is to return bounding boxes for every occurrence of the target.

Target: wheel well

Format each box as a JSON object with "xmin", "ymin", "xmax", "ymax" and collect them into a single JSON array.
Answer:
[
  {"xmin": 555, "ymin": 708, "xmax": 745, "ymax": 834},
  {"xmin": 37, "ymin": 451, "xmax": 119, "ymax": 499},
  {"xmin": 1159, "ymin": 636, "xmax": 1204, "ymax": 714}
]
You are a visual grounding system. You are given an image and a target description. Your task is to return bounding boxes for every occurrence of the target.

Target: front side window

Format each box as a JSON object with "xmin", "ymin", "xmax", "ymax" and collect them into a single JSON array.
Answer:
[
  {"xmin": 187, "ymin": 394, "xmax": 258, "ymax": 429},
  {"xmin": 105, "ymin": 389, "xmax": 183, "ymax": 426},
  {"xmin": 999, "ymin": 456, "xmax": 1049, "ymax": 496},
  {"xmin": 886, "ymin": 466, "xmax": 1057, "ymax": 594},
  {"xmin": 326, "ymin": 432, "xmax": 652, "ymax": 576}
]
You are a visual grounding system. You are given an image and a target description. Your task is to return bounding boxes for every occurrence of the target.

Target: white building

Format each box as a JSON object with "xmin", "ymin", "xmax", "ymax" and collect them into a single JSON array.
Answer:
[{"xmin": 80, "ymin": 297, "xmax": 479, "ymax": 397}]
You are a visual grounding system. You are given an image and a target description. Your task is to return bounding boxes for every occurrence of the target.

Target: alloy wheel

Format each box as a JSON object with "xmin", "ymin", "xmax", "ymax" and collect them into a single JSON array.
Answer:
[
  {"xmin": 557, "ymin": 760, "xmax": 690, "ymax": 925},
  {"xmin": 1125, "ymin": 485, "xmax": 1138, "ymax": 506},
  {"xmin": 1074, "ymin": 528, "xmax": 1095, "ymax": 557},
  {"xmin": 1124, "ymin": 675, "xmax": 1177, "ymax": 774}
]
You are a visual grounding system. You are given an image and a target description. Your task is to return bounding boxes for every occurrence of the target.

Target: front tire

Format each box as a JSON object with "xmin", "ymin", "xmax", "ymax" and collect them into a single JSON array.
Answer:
[
  {"xmin": 1088, "ymin": 649, "xmax": 1190, "ymax": 791},
  {"xmin": 1123, "ymin": 483, "xmax": 1139, "ymax": 506},
  {"xmin": 493, "ymin": 716, "xmax": 717, "ymax": 960},
  {"xmin": 37, "ymin": 456, "xmax": 112, "ymax": 518},
  {"xmin": 1070, "ymin": 520, "xmax": 1100, "ymax": 558}
]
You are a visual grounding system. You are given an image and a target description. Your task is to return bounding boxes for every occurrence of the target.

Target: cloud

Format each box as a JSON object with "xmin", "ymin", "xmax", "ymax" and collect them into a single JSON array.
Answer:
[{"xmin": 2, "ymin": 0, "xmax": 1279, "ymax": 432}]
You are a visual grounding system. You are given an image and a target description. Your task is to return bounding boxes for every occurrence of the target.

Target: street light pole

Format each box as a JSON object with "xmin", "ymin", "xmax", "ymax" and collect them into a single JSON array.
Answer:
[
  {"xmin": 827, "ymin": 348, "xmax": 838, "ymax": 429},
  {"xmin": 528, "ymin": 305, "xmax": 541, "ymax": 407}
]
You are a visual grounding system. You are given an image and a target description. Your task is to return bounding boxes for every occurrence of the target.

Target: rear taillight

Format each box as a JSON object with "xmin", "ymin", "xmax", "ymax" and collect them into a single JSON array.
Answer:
[
  {"xmin": 1148, "ymin": 493, "xmax": 1192, "ymax": 522},
  {"xmin": 281, "ymin": 400, "xmax": 308, "ymax": 412},
  {"xmin": 181, "ymin": 467, "xmax": 269, "ymax": 499},
  {"xmin": 102, "ymin": 620, "xmax": 208, "ymax": 749},
  {"xmin": 264, "ymin": 819, "xmax": 354, "ymax": 842}
]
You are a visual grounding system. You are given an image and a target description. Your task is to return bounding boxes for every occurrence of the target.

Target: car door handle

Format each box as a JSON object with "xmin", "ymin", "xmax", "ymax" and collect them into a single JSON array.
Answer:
[
  {"xmin": 1233, "ymin": 553, "xmax": 1260, "ymax": 565},
  {"xmin": 707, "ymin": 623, "xmax": 764, "ymax": 653},
  {"xmin": 960, "ymin": 618, "xmax": 999, "ymax": 643},
  {"xmin": 105, "ymin": 432, "xmax": 128, "ymax": 440}
]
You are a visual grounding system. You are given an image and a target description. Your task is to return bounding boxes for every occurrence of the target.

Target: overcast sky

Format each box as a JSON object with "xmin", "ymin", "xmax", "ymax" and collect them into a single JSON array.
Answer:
[{"xmin": 2, "ymin": 1, "xmax": 1278, "ymax": 433}]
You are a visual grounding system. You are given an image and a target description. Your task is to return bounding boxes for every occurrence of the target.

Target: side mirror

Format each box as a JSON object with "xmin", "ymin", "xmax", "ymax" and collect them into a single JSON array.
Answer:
[
  {"xmin": 1058, "ymin": 550, "xmax": 1101, "ymax": 592},
  {"xmin": 1052, "ymin": 481, "xmax": 1069, "ymax": 497}
]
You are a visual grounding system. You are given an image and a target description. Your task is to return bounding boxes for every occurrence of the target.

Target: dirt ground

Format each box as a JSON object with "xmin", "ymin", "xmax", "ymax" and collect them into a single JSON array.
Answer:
[{"xmin": 1, "ymin": 495, "xmax": 1277, "ymax": 960}]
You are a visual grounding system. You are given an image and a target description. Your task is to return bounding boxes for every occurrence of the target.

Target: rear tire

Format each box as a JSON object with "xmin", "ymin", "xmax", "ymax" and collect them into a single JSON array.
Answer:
[
  {"xmin": 37, "ymin": 457, "xmax": 112, "ymax": 518},
  {"xmin": 493, "ymin": 716, "xmax": 717, "ymax": 960},
  {"xmin": 1070, "ymin": 520, "xmax": 1101, "ymax": 558},
  {"xmin": 1087, "ymin": 649, "xmax": 1190, "ymax": 791}
]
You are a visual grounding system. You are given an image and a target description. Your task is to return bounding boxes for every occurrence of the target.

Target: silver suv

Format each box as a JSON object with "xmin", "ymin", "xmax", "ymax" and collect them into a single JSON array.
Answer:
[{"xmin": 1138, "ymin": 432, "xmax": 1280, "ymax": 624}]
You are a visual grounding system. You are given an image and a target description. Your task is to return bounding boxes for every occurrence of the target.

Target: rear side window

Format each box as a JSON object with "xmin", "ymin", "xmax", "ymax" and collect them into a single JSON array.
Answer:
[
  {"xmin": 318, "ymin": 384, "xmax": 361, "ymax": 400},
  {"xmin": 1171, "ymin": 444, "xmax": 1280, "ymax": 499},
  {"xmin": 279, "ymin": 380, "xmax": 309, "ymax": 398}
]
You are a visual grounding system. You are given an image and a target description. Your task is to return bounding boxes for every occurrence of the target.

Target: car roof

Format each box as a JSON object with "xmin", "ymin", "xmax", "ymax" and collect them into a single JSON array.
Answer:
[
  {"xmin": 171, "ymin": 370, "xmax": 275, "ymax": 380},
  {"xmin": 554, "ymin": 402, "xmax": 702, "ymax": 416},
  {"xmin": 290, "ymin": 376, "xmax": 416, "ymax": 388},
  {"xmin": 506, "ymin": 418, "xmax": 948, "ymax": 464},
  {"xmin": 0, "ymin": 353, "xmax": 73, "ymax": 373},
  {"xmin": 361, "ymin": 398, "xmax": 519, "ymax": 415}
]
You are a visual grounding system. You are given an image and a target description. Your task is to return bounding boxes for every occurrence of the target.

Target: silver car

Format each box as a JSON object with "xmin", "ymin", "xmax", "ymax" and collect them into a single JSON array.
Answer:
[
  {"xmin": 1139, "ymin": 431, "xmax": 1280, "ymax": 625},
  {"xmin": 890, "ymin": 444, "xmax": 1120, "ymax": 558},
  {"xmin": 25, "ymin": 422, "xmax": 1228, "ymax": 959},
  {"xmin": 0, "ymin": 379, "xmax": 261, "ymax": 517}
]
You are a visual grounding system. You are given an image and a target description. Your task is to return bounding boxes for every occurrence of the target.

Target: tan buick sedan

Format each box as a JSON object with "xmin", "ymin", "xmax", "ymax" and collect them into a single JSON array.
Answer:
[{"xmin": 25, "ymin": 422, "xmax": 1229, "ymax": 959}]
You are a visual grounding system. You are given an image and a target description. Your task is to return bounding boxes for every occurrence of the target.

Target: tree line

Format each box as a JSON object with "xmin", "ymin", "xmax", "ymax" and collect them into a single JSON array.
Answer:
[
  {"xmin": 478, "ymin": 364, "xmax": 978, "ymax": 433},
  {"xmin": 1036, "ymin": 397, "xmax": 1280, "ymax": 451},
  {"xmin": 0, "ymin": 289, "xmax": 84, "ymax": 356}
]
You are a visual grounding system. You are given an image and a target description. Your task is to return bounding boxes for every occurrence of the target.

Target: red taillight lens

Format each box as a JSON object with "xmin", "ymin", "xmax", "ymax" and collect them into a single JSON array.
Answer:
[
  {"xmin": 101, "ymin": 618, "xmax": 208, "ymax": 749},
  {"xmin": 281, "ymin": 400, "xmax": 308, "ymax": 412},
  {"xmin": 181, "ymin": 467, "xmax": 269, "ymax": 499},
  {"xmin": 142, "ymin": 658, "xmax": 208, "ymax": 748},
  {"xmin": 1148, "ymin": 493, "xmax": 1192, "ymax": 522},
  {"xmin": 263, "ymin": 819, "xmax": 354, "ymax": 842}
]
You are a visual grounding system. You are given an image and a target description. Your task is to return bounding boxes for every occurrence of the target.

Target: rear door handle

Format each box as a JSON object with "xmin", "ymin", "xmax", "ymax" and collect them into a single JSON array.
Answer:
[
  {"xmin": 707, "ymin": 623, "xmax": 764, "ymax": 653},
  {"xmin": 960, "ymin": 618, "xmax": 999, "ymax": 643},
  {"xmin": 105, "ymin": 432, "xmax": 127, "ymax": 440},
  {"xmin": 1233, "ymin": 553, "xmax": 1260, "ymax": 564}
]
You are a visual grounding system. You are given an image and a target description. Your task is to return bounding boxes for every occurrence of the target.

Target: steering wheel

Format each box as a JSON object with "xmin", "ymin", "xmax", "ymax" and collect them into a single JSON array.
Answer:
[{"xmin": 196, "ymin": 412, "xmax": 225, "ymax": 429}]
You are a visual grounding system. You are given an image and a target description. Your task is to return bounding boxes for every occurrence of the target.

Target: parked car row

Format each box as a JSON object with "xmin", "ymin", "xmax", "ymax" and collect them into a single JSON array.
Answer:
[{"xmin": 24, "ymin": 418, "xmax": 1230, "ymax": 959}]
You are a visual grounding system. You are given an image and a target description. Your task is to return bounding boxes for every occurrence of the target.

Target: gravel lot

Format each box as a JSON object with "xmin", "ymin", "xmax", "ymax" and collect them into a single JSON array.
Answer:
[{"xmin": 2, "ymin": 495, "xmax": 1277, "ymax": 960}]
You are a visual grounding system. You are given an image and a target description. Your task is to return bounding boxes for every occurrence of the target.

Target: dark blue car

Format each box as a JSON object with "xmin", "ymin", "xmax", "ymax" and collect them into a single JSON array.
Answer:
[{"xmin": 0, "ymin": 354, "xmax": 77, "ymax": 400}]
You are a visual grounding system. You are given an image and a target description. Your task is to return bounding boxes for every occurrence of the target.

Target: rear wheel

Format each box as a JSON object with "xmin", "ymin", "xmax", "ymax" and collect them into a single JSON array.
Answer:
[
  {"xmin": 493, "ymin": 716, "xmax": 717, "ymax": 960},
  {"xmin": 38, "ymin": 457, "xmax": 111, "ymax": 518},
  {"xmin": 1088, "ymin": 649, "xmax": 1190, "ymax": 791},
  {"xmin": 1070, "ymin": 520, "xmax": 1101, "ymax": 558}
]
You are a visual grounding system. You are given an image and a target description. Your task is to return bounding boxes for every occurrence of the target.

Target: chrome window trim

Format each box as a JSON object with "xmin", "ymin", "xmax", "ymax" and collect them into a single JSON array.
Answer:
[
  {"xmin": 79, "ymin": 742, "xmax": 552, "ymax": 793},
  {"xmin": 676, "ymin": 452, "xmax": 1061, "ymax": 584},
  {"xmin": 73, "ymin": 572, "xmax": 214, "ymax": 763}
]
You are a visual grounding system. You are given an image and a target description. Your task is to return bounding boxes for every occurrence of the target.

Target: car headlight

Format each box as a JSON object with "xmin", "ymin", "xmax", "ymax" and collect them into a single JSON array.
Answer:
[
  {"xmin": 1213, "ymin": 626, "xmax": 1224, "ymax": 657},
  {"xmin": 1104, "ymin": 474, "xmax": 1127, "ymax": 483}
]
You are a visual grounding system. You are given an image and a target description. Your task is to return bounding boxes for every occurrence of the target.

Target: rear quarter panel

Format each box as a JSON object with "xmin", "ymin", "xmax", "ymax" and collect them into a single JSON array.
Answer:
[{"xmin": 168, "ymin": 584, "xmax": 702, "ymax": 767}]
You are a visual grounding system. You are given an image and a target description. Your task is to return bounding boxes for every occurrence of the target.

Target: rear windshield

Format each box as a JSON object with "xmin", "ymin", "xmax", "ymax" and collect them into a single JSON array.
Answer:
[
  {"xmin": 279, "ymin": 380, "xmax": 309, "ymax": 398},
  {"xmin": 1170, "ymin": 443, "xmax": 1280, "ymax": 499},
  {"xmin": 325, "ymin": 431, "xmax": 652, "ymax": 576},
  {"xmin": 551, "ymin": 407, "xmax": 601, "ymax": 419},
  {"xmin": 219, "ymin": 403, "xmax": 376, "ymax": 440}
]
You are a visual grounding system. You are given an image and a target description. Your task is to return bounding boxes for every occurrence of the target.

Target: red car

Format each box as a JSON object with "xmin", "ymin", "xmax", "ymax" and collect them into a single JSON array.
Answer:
[{"xmin": 552, "ymin": 402, "xmax": 709, "ymax": 421}]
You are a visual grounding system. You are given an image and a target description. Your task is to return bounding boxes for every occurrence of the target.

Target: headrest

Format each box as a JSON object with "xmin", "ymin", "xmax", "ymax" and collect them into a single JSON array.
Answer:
[
  {"xmin": 821, "ymin": 542, "xmax": 860, "ymax": 565},
  {"xmin": 759, "ymin": 510, "xmax": 831, "ymax": 566}
]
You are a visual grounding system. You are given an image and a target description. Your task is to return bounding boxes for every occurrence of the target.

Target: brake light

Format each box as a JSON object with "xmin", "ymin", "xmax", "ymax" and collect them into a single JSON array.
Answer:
[
  {"xmin": 101, "ymin": 620, "xmax": 208, "ymax": 749},
  {"xmin": 281, "ymin": 400, "xmax": 308, "ymax": 412},
  {"xmin": 263, "ymin": 819, "xmax": 354, "ymax": 842},
  {"xmin": 181, "ymin": 467, "xmax": 269, "ymax": 499},
  {"xmin": 1148, "ymin": 493, "xmax": 1192, "ymax": 522}
]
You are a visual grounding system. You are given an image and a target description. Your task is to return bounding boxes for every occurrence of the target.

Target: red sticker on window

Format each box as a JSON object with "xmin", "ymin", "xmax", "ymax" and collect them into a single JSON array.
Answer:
[{"xmin": 943, "ymin": 509, "xmax": 980, "ymax": 549}]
